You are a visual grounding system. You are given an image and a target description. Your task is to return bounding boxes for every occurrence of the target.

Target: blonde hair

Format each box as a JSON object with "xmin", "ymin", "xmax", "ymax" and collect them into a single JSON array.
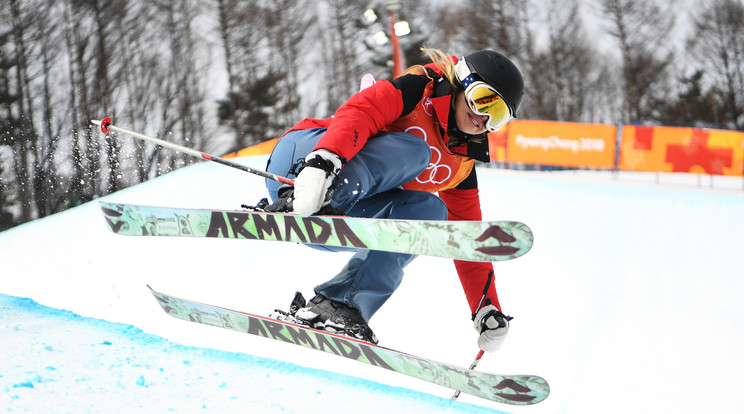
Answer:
[{"xmin": 420, "ymin": 47, "xmax": 460, "ymax": 89}]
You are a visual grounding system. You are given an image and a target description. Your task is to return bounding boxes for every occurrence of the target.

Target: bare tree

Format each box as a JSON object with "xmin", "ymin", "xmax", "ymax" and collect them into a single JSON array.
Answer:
[
  {"xmin": 64, "ymin": 0, "xmax": 101, "ymax": 198},
  {"xmin": 469, "ymin": 0, "xmax": 526, "ymax": 57},
  {"xmin": 264, "ymin": 0, "xmax": 310, "ymax": 133},
  {"xmin": 600, "ymin": 0, "xmax": 675, "ymax": 124},
  {"xmin": 524, "ymin": 0, "xmax": 619, "ymax": 123},
  {"xmin": 88, "ymin": 0, "xmax": 126, "ymax": 194},
  {"xmin": 8, "ymin": 0, "xmax": 39, "ymax": 223},
  {"xmin": 215, "ymin": 0, "xmax": 242, "ymax": 144},
  {"xmin": 151, "ymin": 0, "xmax": 209, "ymax": 175},
  {"xmin": 32, "ymin": 0, "xmax": 66, "ymax": 217},
  {"xmin": 217, "ymin": 1, "xmax": 318, "ymax": 147},
  {"xmin": 424, "ymin": 0, "xmax": 527, "ymax": 59},
  {"xmin": 0, "ymin": 10, "xmax": 21, "ymax": 228},
  {"xmin": 215, "ymin": 1, "xmax": 272, "ymax": 149},
  {"xmin": 688, "ymin": 0, "xmax": 744, "ymax": 130},
  {"xmin": 112, "ymin": 3, "xmax": 160, "ymax": 184},
  {"xmin": 320, "ymin": 0, "xmax": 368, "ymax": 111},
  {"xmin": 0, "ymin": 153, "xmax": 14, "ymax": 230},
  {"xmin": 61, "ymin": 0, "xmax": 88, "ymax": 202}
]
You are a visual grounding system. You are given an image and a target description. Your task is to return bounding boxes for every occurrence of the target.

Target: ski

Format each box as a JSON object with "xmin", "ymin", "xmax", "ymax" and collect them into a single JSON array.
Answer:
[
  {"xmin": 148, "ymin": 286, "xmax": 550, "ymax": 405},
  {"xmin": 99, "ymin": 202, "xmax": 532, "ymax": 262}
]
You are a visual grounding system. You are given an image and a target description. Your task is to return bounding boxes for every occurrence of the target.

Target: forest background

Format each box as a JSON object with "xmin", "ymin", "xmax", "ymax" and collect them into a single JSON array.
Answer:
[{"xmin": 1, "ymin": 0, "xmax": 742, "ymax": 230}]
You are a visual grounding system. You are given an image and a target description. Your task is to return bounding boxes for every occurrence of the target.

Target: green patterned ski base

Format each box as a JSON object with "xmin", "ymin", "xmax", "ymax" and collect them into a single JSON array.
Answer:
[
  {"xmin": 148, "ymin": 286, "xmax": 549, "ymax": 405},
  {"xmin": 99, "ymin": 202, "xmax": 532, "ymax": 262}
]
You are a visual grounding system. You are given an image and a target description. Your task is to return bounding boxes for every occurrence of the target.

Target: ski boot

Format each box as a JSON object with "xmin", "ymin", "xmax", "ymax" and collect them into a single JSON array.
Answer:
[
  {"xmin": 295, "ymin": 294, "xmax": 378, "ymax": 344},
  {"xmin": 273, "ymin": 292, "xmax": 378, "ymax": 344}
]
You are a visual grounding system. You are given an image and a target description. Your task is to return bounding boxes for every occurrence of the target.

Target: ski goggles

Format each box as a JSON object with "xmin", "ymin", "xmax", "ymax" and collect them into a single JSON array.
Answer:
[
  {"xmin": 465, "ymin": 82, "xmax": 512, "ymax": 132},
  {"xmin": 455, "ymin": 58, "xmax": 513, "ymax": 132}
]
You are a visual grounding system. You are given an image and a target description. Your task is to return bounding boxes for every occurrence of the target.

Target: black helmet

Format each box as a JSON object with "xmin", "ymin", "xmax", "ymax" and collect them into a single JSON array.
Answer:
[{"xmin": 455, "ymin": 50, "xmax": 524, "ymax": 116}]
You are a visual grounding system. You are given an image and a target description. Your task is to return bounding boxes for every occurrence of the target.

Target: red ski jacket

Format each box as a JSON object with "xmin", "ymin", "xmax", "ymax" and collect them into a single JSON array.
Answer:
[{"xmin": 285, "ymin": 61, "xmax": 502, "ymax": 315}]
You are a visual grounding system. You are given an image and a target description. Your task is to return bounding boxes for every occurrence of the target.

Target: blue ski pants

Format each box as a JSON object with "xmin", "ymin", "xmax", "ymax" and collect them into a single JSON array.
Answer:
[{"xmin": 265, "ymin": 128, "xmax": 448, "ymax": 321}]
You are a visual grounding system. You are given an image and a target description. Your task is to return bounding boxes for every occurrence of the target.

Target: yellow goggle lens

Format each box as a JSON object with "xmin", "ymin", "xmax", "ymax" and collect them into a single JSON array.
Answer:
[{"xmin": 467, "ymin": 84, "xmax": 511, "ymax": 131}]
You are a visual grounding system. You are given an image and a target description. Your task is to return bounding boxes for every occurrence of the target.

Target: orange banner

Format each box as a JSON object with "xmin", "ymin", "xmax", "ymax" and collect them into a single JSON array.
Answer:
[
  {"xmin": 222, "ymin": 137, "xmax": 279, "ymax": 158},
  {"xmin": 504, "ymin": 120, "xmax": 617, "ymax": 168},
  {"xmin": 619, "ymin": 125, "xmax": 744, "ymax": 176},
  {"xmin": 225, "ymin": 123, "xmax": 744, "ymax": 178},
  {"xmin": 487, "ymin": 128, "xmax": 508, "ymax": 162}
]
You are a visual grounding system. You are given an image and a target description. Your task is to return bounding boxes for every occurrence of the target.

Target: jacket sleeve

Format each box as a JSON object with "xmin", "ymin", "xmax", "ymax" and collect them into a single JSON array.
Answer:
[
  {"xmin": 312, "ymin": 80, "xmax": 405, "ymax": 164},
  {"xmin": 439, "ymin": 174, "xmax": 503, "ymax": 315}
]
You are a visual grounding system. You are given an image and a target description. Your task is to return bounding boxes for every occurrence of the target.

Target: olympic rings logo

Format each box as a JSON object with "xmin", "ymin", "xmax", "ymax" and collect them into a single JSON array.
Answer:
[
  {"xmin": 417, "ymin": 147, "xmax": 452, "ymax": 184},
  {"xmin": 405, "ymin": 126, "xmax": 452, "ymax": 185}
]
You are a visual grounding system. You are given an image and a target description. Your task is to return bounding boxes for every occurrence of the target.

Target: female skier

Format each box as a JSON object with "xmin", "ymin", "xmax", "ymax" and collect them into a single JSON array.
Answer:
[{"xmin": 264, "ymin": 48, "xmax": 524, "ymax": 352}]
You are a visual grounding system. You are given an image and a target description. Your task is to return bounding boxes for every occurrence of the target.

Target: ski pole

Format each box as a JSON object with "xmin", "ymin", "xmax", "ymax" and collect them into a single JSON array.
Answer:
[
  {"xmin": 451, "ymin": 349, "xmax": 485, "ymax": 401},
  {"xmin": 91, "ymin": 117, "xmax": 294, "ymax": 186}
]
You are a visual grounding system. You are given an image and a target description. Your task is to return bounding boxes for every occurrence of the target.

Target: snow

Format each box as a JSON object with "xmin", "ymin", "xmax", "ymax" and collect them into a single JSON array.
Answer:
[
  {"xmin": 2, "ymin": 155, "xmax": 743, "ymax": 413},
  {"xmin": 1, "ymin": 294, "xmax": 495, "ymax": 413}
]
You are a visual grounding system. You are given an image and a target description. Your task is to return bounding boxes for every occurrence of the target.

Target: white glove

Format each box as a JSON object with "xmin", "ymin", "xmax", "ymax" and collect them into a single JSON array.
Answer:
[
  {"xmin": 292, "ymin": 149, "xmax": 342, "ymax": 216},
  {"xmin": 473, "ymin": 304, "xmax": 512, "ymax": 352}
]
